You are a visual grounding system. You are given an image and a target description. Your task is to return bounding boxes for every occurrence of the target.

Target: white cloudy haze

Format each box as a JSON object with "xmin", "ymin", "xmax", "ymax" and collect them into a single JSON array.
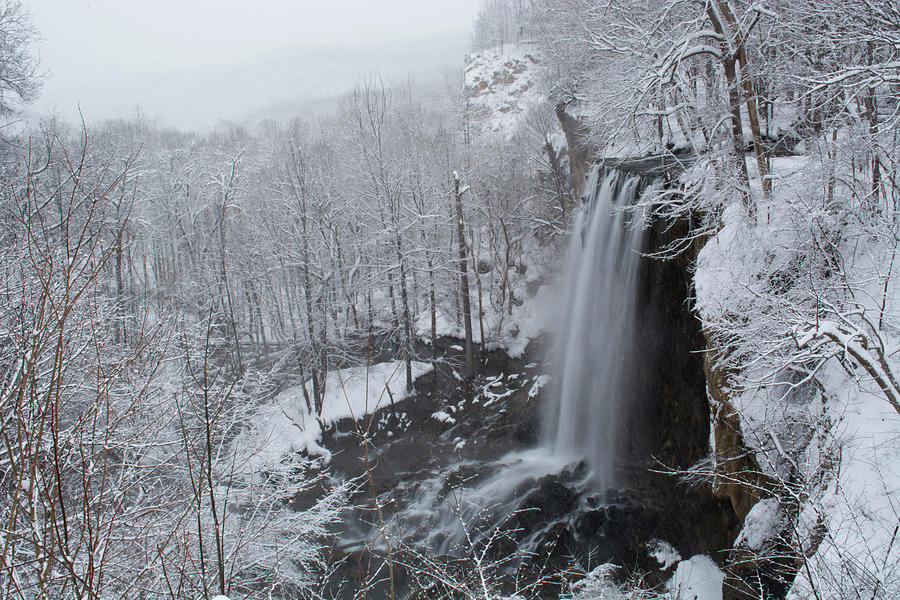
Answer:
[{"xmin": 25, "ymin": 0, "xmax": 482, "ymax": 130}]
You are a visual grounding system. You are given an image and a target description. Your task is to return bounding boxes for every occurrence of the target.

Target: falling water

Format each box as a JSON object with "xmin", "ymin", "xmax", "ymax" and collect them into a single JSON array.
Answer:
[{"xmin": 547, "ymin": 166, "xmax": 647, "ymax": 489}]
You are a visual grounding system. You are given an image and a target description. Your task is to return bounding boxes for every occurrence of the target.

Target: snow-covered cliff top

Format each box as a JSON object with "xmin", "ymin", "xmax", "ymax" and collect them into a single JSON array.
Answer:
[{"xmin": 464, "ymin": 47, "xmax": 543, "ymax": 137}]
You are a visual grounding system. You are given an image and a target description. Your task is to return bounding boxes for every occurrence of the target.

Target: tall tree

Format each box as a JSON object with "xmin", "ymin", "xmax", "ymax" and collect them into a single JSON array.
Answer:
[{"xmin": 453, "ymin": 171, "xmax": 475, "ymax": 379}]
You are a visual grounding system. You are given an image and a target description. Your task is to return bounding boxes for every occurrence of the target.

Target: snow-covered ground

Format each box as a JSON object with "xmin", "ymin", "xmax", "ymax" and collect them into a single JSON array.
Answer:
[
  {"xmin": 668, "ymin": 555, "xmax": 725, "ymax": 600},
  {"xmin": 234, "ymin": 360, "xmax": 434, "ymax": 469},
  {"xmin": 564, "ymin": 554, "xmax": 724, "ymax": 600}
]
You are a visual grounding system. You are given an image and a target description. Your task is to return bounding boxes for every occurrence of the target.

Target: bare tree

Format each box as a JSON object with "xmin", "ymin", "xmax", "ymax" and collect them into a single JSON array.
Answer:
[
  {"xmin": 0, "ymin": 1, "xmax": 40, "ymax": 121},
  {"xmin": 453, "ymin": 171, "xmax": 475, "ymax": 379}
]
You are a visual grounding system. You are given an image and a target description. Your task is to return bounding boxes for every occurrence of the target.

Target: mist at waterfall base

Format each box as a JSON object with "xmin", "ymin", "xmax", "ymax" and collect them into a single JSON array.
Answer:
[{"xmin": 382, "ymin": 167, "xmax": 651, "ymax": 557}]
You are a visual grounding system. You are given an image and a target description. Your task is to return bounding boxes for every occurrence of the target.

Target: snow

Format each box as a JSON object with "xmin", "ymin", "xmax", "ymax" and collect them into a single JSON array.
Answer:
[
  {"xmin": 693, "ymin": 154, "xmax": 834, "ymax": 430},
  {"xmin": 788, "ymin": 373, "xmax": 900, "ymax": 599},
  {"xmin": 648, "ymin": 539, "xmax": 682, "ymax": 570},
  {"xmin": 668, "ymin": 555, "xmax": 724, "ymax": 600},
  {"xmin": 565, "ymin": 564, "xmax": 625, "ymax": 600},
  {"xmin": 504, "ymin": 284, "xmax": 554, "ymax": 358},
  {"xmin": 734, "ymin": 498, "xmax": 781, "ymax": 552},
  {"xmin": 528, "ymin": 374, "xmax": 550, "ymax": 400},
  {"xmin": 234, "ymin": 360, "xmax": 434, "ymax": 470},
  {"xmin": 431, "ymin": 410, "xmax": 456, "ymax": 424},
  {"xmin": 473, "ymin": 373, "xmax": 530, "ymax": 406},
  {"xmin": 565, "ymin": 557, "xmax": 722, "ymax": 600},
  {"xmin": 414, "ymin": 281, "xmax": 555, "ymax": 360}
]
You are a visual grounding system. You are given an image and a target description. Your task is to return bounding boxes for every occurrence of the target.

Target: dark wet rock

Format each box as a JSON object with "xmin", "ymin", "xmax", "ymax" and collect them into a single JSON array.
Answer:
[
  {"xmin": 513, "ymin": 475, "xmax": 578, "ymax": 531},
  {"xmin": 439, "ymin": 462, "xmax": 493, "ymax": 499},
  {"xmin": 603, "ymin": 151, "xmax": 694, "ymax": 179}
]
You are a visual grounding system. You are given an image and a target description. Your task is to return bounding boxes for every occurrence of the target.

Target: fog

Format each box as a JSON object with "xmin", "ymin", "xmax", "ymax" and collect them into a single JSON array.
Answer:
[{"xmin": 25, "ymin": 0, "xmax": 481, "ymax": 130}]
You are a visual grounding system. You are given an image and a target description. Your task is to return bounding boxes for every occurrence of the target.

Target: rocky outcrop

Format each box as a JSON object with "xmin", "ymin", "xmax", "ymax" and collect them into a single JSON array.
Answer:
[
  {"xmin": 576, "ymin": 160, "xmax": 768, "ymax": 520},
  {"xmin": 564, "ymin": 155, "xmax": 767, "ymax": 575},
  {"xmin": 719, "ymin": 497, "xmax": 806, "ymax": 600},
  {"xmin": 554, "ymin": 102, "xmax": 595, "ymax": 200},
  {"xmin": 702, "ymin": 346, "xmax": 770, "ymax": 522},
  {"xmin": 635, "ymin": 183, "xmax": 800, "ymax": 598},
  {"xmin": 627, "ymin": 199, "xmax": 742, "ymax": 562},
  {"xmin": 628, "ymin": 205, "xmax": 714, "ymax": 472},
  {"xmin": 701, "ymin": 340, "xmax": 803, "ymax": 600},
  {"xmin": 465, "ymin": 50, "xmax": 541, "ymax": 136}
]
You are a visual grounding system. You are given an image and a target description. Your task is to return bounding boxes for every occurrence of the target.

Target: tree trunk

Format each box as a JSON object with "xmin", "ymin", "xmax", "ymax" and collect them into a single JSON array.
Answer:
[
  {"xmin": 300, "ymin": 215, "xmax": 323, "ymax": 414},
  {"xmin": 471, "ymin": 227, "xmax": 486, "ymax": 351},
  {"xmin": 736, "ymin": 63, "xmax": 771, "ymax": 198},
  {"xmin": 387, "ymin": 271, "xmax": 399, "ymax": 332},
  {"xmin": 394, "ymin": 227, "xmax": 414, "ymax": 392},
  {"xmin": 454, "ymin": 173, "xmax": 475, "ymax": 379},
  {"xmin": 218, "ymin": 204, "xmax": 243, "ymax": 373},
  {"xmin": 714, "ymin": 0, "xmax": 770, "ymax": 198},
  {"xmin": 865, "ymin": 42, "xmax": 881, "ymax": 214},
  {"xmin": 429, "ymin": 255, "xmax": 437, "ymax": 361},
  {"xmin": 115, "ymin": 232, "xmax": 124, "ymax": 344},
  {"xmin": 707, "ymin": 3, "xmax": 755, "ymax": 219}
]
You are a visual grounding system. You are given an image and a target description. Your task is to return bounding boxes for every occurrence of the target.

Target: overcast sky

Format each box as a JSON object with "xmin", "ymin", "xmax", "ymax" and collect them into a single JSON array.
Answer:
[{"xmin": 25, "ymin": 0, "xmax": 482, "ymax": 130}]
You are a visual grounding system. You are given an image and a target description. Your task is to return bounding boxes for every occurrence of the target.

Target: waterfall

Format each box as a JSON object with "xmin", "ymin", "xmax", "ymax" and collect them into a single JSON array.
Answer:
[
  {"xmin": 547, "ymin": 166, "xmax": 648, "ymax": 489},
  {"xmin": 373, "ymin": 166, "xmax": 652, "ymax": 563}
]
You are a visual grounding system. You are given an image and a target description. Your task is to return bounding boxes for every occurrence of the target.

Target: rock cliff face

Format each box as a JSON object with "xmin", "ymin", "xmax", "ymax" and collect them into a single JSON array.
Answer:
[
  {"xmin": 465, "ymin": 49, "xmax": 542, "ymax": 136},
  {"xmin": 627, "ymin": 192, "xmax": 741, "ymax": 557},
  {"xmin": 702, "ymin": 348, "xmax": 769, "ymax": 522},
  {"xmin": 554, "ymin": 102, "xmax": 595, "ymax": 201},
  {"xmin": 558, "ymin": 134, "xmax": 809, "ymax": 599},
  {"xmin": 625, "ymin": 198, "xmax": 712, "ymax": 472}
]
